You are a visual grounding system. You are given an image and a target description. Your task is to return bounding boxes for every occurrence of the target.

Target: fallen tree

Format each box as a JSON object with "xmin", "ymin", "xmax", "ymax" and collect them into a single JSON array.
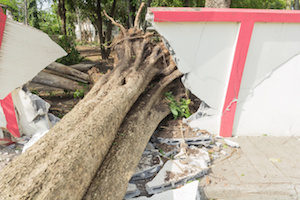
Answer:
[
  {"xmin": 84, "ymin": 69, "xmax": 182, "ymax": 200},
  {"xmin": 0, "ymin": 5, "xmax": 182, "ymax": 200},
  {"xmin": 46, "ymin": 62, "xmax": 90, "ymax": 83},
  {"xmin": 0, "ymin": 4, "xmax": 182, "ymax": 200},
  {"xmin": 31, "ymin": 71, "xmax": 86, "ymax": 91}
]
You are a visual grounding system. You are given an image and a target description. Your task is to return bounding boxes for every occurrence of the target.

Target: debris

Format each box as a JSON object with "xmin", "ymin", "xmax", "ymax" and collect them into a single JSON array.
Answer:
[
  {"xmin": 156, "ymin": 143, "xmax": 179, "ymax": 157},
  {"xmin": 146, "ymin": 148, "xmax": 209, "ymax": 195},
  {"xmin": 220, "ymin": 150, "xmax": 227, "ymax": 155},
  {"xmin": 155, "ymin": 120, "xmax": 212, "ymax": 147},
  {"xmin": 11, "ymin": 89, "xmax": 59, "ymax": 138},
  {"xmin": 224, "ymin": 139, "xmax": 240, "ymax": 148},
  {"xmin": 131, "ymin": 153, "xmax": 163, "ymax": 181},
  {"xmin": 0, "ymin": 88, "xmax": 60, "ymax": 153},
  {"xmin": 125, "ymin": 184, "xmax": 141, "ymax": 199},
  {"xmin": 130, "ymin": 181, "xmax": 200, "ymax": 200}
]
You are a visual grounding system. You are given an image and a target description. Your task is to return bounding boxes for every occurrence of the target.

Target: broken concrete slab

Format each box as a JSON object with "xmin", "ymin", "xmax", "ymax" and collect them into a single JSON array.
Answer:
[
  {"xmin": 155, "ymin": 143, "xmax": 179, "ymax": 157},
  {"xmin": 130, "ymin": 181, "xmax": 200, "ymax": 200},
  {"xmin": 146, "ymin": 148, "xmax": 209, "ymax": 195},
  {"xmin": 156, "ymin": 134, "xmax": 212, "ymax": 147},
  {"xmin": 130, "ymin": 153, "xmax": 163, "ymax": 182},
  {"xmin": 155, "ymin": 120, "xmax": 212, "ymax": 147},
  {"xmin": 125, "ymin": 183, "xmax": 141, "ymax": 199},
  {"xmin": 224, "ymin": 138, "xmax": 240, "ymax": 148}
]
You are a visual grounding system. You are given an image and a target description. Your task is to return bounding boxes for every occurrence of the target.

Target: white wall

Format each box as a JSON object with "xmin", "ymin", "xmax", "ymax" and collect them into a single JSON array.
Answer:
[{"xmin": 151, "ymin": 19, "xmax": 300, "ymax": 136}]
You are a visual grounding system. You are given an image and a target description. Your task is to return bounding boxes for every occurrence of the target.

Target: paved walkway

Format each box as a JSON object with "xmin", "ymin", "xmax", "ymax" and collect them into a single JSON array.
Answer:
[{"xmin": 200, "ymin": 136, "xmax": 300, "ymax": 200}]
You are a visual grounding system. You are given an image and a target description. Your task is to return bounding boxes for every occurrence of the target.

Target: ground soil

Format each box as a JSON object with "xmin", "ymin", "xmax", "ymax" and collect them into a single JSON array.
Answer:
[{"xmin": 77, "ymin": 45, "xmax": 114, "ymax": 73}]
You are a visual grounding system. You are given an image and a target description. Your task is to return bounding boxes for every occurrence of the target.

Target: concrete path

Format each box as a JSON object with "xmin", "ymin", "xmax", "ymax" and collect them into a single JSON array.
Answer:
[{"xmin": 200, "ymin": 136, "xmax": 300, "ymax": 200}]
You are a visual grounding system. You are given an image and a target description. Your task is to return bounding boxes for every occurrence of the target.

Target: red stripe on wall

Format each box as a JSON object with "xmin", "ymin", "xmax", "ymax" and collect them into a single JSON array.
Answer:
[
  {"xmin": 0, "ymin": 94, "xmax": 20, "ymax": 138},
  {"xmin": 0, "ymin": 8, "xmax": 21, "ymax": 138}
]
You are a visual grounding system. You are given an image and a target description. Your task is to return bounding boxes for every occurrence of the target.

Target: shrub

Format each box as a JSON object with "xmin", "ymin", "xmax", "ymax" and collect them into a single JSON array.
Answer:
[
  {"xmin": 55, "ymin": 35, "xmax": 84, "ymax": 65},
  {"xmin": 165, "ymin": 92, "xmax": 191, "ymax": 119}
]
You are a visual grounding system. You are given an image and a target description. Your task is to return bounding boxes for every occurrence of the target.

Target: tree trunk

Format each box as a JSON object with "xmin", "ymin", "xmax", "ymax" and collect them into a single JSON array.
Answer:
[
  {"xmin": 184, "ymin": 0, "xmax": 190, "ymax": 7},
  {"xmin": 32, "ymin": 71, "xmax": 85, "ymax": 91},
  {"xmin": 69, "ymin": 63, "xmax": 96, "ymax": 72},
  {"xmin": 205, "ymin": 0, "xmax": 231, "ymax": 8},
  {"xmin": 102, "ymin": 0, "xmax": 118, "ymax": 58},
  {"xmin": 95, "ymin": 0, "xmax": 109, "ymax": 59},
  {"xmin": 46, "ymin": 62, "xmax": 90, "ymax": 82},
  {"xmin": 58, "ymin": 0, "xmax": 67, "ymax": 35},
  {"xmin": 143, "ymin": 0, "xmax": 153, "ymax": 31},
  {"xmin": 105, "ymin": 0, "xmax": 118, "ymax": 45},
  {"xmin": 0, "ymin": 25, "xmax": 168, "ymax": 200},
  {"xmin": 24, "ymin": 0, "xmax": 28, "ymax": 25},
  {"xmin": 295, "ymin": 0, "xmax": 300, "ymax": 9},
  {"xmin": 127, "ymin": 0, "xmax": 133, "ymax": 28},
  {"xmin": 76, "ymin": 9, "xmax": 82, "ymax": 41},
  {"xmin": 29, "ymin": 0, "xmax": 40, "ymax": 29},
  {"xmin": 197, "ymin": 0, "xmax": 203, "ymax": 7},
  {"xmin": 84, "ymin": 71, "xmax": 182, "ymax": 200}
]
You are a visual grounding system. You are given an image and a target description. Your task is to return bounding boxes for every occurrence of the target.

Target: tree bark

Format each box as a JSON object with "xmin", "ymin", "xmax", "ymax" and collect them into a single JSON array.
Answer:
[
  {"xmin": 24, "ymin": 0, "xmax": 28, "ymax": 25},
  {"xmin": 95, "ymin": 0, "xmax": 109, "ymax": 59},
  {"xmin": 197, "ymin": 0, "xmax": 203, "ymax": 7},
  {"xmin": 84, "ymin": 71, "xmax": 182, "ymax": 200},
  {"xmin": 76, "ymin": 9, "xmax": 82, "ymax": 41},
  {"xmin": 46, "ymin": 62, "xmax": 90, "ymax": 82},
  {"xmin": 295, "ymin": 0, "xmax": 300, "ymax": 9},
  {"xmin": 143, "ymin": 0, "xmax": 153, "ymax": 31},
  {"xmin": 205, "ymin": 0, "xmax": 231, "ymax": 8},
  {"xmin": 31, "ymin": 71, "xmax": 85, "ymax": 91},
  {"xmin": 105, "ymin": 0, "xmax": 118, "ymax": 45},
  {"xmin": 69, "ymin": 63, "xmax": 96, "ymax": 72},
  {"xmin": 126, "ymin": 0, "xmax": 133, "ymax": 28},
  {"xmin": 28, "ymin": 0, "xmax": 40, "ymax": 28},
  {"xmin": 0, "ymin": 26, "xmax": 168, "ymax": 200},
  {"xmin": 58, "ymin": 0, "xmax": 67, "ymax": 35},
  {"xmin": 184, "ymin": 0, "xmax": 190, "ymax": 7}
]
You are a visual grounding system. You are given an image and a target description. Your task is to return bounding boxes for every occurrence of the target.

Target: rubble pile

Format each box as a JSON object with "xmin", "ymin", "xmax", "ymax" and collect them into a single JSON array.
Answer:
[{"xmin": 125, "ymin": 120, "xmax": 239, "ymax": 199}]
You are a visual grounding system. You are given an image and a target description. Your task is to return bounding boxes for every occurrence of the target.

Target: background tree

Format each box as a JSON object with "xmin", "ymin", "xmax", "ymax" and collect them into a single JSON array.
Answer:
[
  {"xmin": 28, "ymin": 0, "xmax": 40, "ymax": 28},
  {"xmin": 205, "ymin": 0, "xmax": 231, "ymax": 8},
  {"xmin": 231, "ymin": 0, "xmax": 286, "ymax": 9},
  {"xmin": 295, "ymin": 0, "xmax": 300, "ymax": 9},
  {"xmin": 57, "ymin": 0, "xmax": 66, "ymax": 35}
]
